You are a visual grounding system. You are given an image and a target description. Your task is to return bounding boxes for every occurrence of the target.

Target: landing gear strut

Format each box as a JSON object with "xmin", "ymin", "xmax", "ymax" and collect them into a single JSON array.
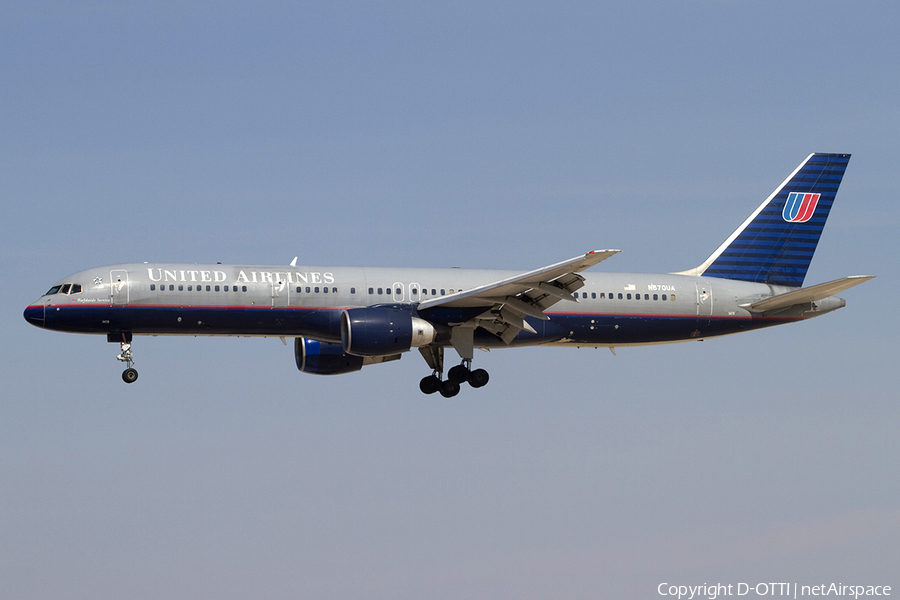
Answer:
[
  {"xmin": 417, "ymin": 348, "xmax": 489, "ymax": 397},
  {"xmin": 111, "ymin": 333, "xmax": 138, "ymax": 383}
]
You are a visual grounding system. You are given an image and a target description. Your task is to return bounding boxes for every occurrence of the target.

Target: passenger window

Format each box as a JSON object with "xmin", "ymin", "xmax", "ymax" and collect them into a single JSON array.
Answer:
[
  {"xmin": 671, "ymin": 294, "xmax": 676, "ymax": 301},
  {"xmin": 368, "ymin": 287, "xmax": 373, "ymax": 294},
  {"xmin": 332, "ymin": 287, "xmax": 337, "ymax": 293},
  {"xmin": 591, "ymin": 292, "xmax": 596, "ymax": 299},
  {"xmin": 306, "ymin": 287, "xmax": 310, "ymax": 293},
  {"xmin": 441, "ymin": 289, "xmax": 446, "ymax": 295},
  {"xmin": 315, "ymin": 287, "xmax": 320, "ymax": 293},
  {"xmin": 618, "ymin": 293, "xmax": 623, "ymax": 299},
  {"xmin": 169, "ymin": 285, "xmax": 175, "ymax": 291},
  {"xmin": 432, "ymin": 289, "xmax": 437, "ymax": 295},
  {"xmin": 206, "ymin": 285, "xmax": 211, "ymax": 291},
  {"xmin": 150, "ymin": 284, "xmax": 156, "ymax": 291},
  {"xmin": 178, "ymin": 285, "xmax": 184, "ymax": 291},
  {"xmin": 377, "ymin": 288, "xmax": 383, "ymax": 295},
  {"xmin": 627, "ymin": 293, "xmax": 632, "ymax": 300},
  {"xmin": 323, "ymin": 287, "xmax": 329, "ymax": 293},
  {"xmin": 351, "ymin": 288, "xmax": 356, "ymax": 294},
  {"xmin": 296, "ymin": 286, "xmax": 301, "ymax": 293},
  {"xmin": 242, "ymin": 286, "xmax": 247, "ymax": 292},
  {"xmin": 215, "ymin": 285, "xmax": 220, "ymax": 292},
  {"xmin": 644, "ymin": 294, "xmax": 649, "ymax": 300},
  {"xmin": 653, "ymin": 294, "xmax": 658, "ymax": 301}
]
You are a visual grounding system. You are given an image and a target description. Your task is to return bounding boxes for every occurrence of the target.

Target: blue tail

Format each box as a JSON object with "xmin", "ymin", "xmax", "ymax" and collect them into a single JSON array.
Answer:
[{"xmin": 689, "ymin": 153, "xmax": 851, "ymax": 287}]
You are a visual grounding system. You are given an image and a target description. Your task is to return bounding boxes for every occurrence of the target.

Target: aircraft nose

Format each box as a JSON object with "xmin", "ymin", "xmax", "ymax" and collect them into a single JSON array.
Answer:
[{"xmin": 23, "ymin": 303, "xmax": 44, "ymax": 327}]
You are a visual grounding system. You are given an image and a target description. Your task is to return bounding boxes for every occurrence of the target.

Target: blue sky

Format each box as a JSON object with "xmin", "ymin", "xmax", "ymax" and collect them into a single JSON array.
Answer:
[{"xmin": 2, "ymin": 2, "xmax": 898, "ymax": 598}]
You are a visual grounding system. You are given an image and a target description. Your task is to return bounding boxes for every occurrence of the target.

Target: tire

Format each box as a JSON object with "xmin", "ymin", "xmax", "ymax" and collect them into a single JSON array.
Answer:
[
  {"xmin": 468, "ymin": 368, "xmax": 489, "ymax": 388},
  {"xmin": 439, "ymin": 380, "xmax": 460, "ymax": 398},
  {"xmin": 447, "ymin": 365, "xmax": 470, "ymax": 384},
  {"xmin": 122, "ymin": 368, "xmax": 139, "ymax": 384},
  {"xmin": 419, "ymin": 375, "xmax": 441, "ymax": 394}
]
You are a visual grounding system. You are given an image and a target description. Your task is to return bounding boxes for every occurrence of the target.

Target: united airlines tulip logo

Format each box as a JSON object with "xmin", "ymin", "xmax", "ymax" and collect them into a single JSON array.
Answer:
[{"xmin": 783, "ymin": 192, "xmax": 821, "ymax": 223}]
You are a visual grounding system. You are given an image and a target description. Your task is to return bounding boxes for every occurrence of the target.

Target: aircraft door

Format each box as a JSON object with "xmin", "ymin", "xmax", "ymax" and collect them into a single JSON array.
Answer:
[
  {"xmin": 391, "ymin": 282, "xmax": 404, "ymax": 302},
  {"xmin": 695, "ymin": 281, "xmax": 713, "ymax": 318},
  {"xmin": 271, "ymin": 277, "xmax": 290, "ymax": 307},
  {"xmin": 110, "ymin": 270, "xmax": 129, "ymax": 305}
]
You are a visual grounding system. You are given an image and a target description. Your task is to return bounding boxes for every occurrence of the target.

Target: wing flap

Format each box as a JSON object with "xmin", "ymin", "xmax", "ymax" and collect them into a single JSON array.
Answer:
[{"xmin": 744, "ymin": 275, "xmax": 874, "ymax": 313}]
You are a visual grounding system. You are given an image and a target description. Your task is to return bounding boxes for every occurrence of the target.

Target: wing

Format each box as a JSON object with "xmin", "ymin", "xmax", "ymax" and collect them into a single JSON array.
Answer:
[{"xmin": 418, "ymin": 250, "xmax": 620, "ymax": 344}]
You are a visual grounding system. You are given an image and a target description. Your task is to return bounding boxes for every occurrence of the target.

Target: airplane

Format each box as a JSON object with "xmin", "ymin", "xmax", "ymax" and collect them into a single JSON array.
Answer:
[{"xmin": 24, "ymin": 153, "xmax": 873, "ymax": 397}]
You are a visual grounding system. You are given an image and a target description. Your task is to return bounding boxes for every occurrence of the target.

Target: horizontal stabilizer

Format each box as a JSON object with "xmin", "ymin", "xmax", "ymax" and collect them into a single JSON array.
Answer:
[{"xmin": 744, "ymin": 275, "xmax": 874, "ymax": 313}]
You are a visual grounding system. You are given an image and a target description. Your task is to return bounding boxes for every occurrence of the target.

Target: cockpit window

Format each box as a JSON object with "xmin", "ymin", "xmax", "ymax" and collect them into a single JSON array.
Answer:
[{"xmin": 45, "ymin": 283, "xmax": 83, "ymax": 296}]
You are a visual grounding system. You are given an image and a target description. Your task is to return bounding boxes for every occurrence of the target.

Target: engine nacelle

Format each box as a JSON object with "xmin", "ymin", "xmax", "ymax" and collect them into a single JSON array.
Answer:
[
  {"xmin": 341, "ymin": 307, "xmax": 436, "ymax": 356},
  {"xmin": 294, "ymin": 337, "xmax": 363, "ymax": 375}
]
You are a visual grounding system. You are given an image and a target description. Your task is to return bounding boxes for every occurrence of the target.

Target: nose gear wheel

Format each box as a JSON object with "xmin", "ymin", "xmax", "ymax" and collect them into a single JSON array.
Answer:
[{"xmin": 114, "ymin": 337, "xmax": 139, "ymax": 384}]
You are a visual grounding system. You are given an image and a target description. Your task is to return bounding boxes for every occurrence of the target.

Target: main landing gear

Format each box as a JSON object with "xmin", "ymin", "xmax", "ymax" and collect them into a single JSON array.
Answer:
[
  {"xmin": 111, "ymin": 333, "xmax": 138, "ymax": 383},
  {"xmin": 418, "ymin": 352, "xmax": 490, "ymax": 398}
]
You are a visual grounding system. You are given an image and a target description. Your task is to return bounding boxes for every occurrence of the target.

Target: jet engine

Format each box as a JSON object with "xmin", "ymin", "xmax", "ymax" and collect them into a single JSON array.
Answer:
[
  {"xmin": 294, "ymin": 337, "xmax": 364, "ymax": 375},
  {"xmin": 341, "ymin": 307, "xmax": 436, "ymax": 356}
]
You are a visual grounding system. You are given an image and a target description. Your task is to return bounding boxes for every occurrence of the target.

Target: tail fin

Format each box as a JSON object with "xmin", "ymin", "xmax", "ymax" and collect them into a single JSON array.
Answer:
[{"xmin": 680, "ymin": 153, "xmax": 851, "ymax": 287}]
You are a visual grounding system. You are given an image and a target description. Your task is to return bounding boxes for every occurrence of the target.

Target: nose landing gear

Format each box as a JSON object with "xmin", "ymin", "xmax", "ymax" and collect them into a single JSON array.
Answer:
[{"xmin": 110, "ymin": 333, "xmax": 138, "ymax": 383}]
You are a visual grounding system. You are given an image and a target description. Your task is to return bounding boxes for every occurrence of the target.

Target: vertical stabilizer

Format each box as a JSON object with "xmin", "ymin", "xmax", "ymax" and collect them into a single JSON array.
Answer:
[{"xmin": 681, "ymin": 153, "xmax": 850, "ymax": 287}]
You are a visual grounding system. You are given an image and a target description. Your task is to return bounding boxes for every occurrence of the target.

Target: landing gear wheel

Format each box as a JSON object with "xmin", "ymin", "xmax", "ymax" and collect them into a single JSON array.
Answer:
[
  {"xmin": 440, "ymin": 380, "xmax": 461, "ymax": 398},
  {"xmin": 447, "ymin": 364, "xmax": 470, "ymax": 384},
  {"xmin": 468, "ymin": 368, "xmax": 489, "ymax": 388},
  {"xmin": 115, "ymin": 337, "xmax": 137, "ymax": 383},
  {"xmin": 419, "ymin": 375, "xmax": 441, "ymax": 394}
]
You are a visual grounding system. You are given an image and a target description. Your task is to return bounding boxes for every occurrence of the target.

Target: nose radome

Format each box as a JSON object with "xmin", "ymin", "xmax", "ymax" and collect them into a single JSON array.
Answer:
[{"xmin": 23, "ymin": 303, "xmax": 44, "ymax": 327}]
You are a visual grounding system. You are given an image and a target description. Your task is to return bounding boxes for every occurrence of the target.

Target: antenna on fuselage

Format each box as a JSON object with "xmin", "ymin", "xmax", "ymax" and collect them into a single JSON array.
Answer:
[{"xmin": 290, "ymin": 257, "xmax": 298, "ymax": 267}]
